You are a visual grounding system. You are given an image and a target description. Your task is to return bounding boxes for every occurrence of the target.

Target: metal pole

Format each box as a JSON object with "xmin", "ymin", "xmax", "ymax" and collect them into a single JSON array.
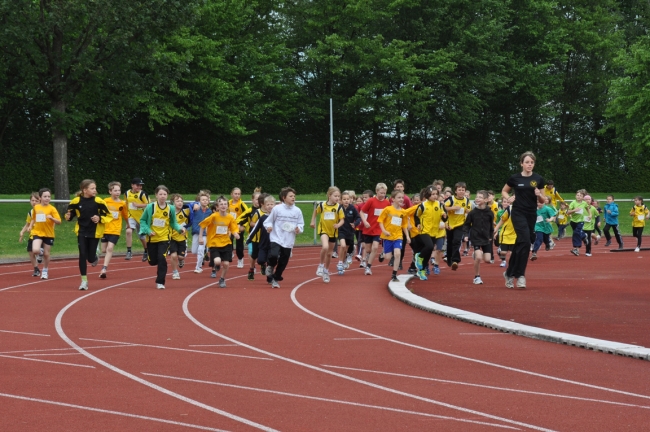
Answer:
[{"xmin": 330, "ymin": 98, "xmax": 334, "ymax": 186}]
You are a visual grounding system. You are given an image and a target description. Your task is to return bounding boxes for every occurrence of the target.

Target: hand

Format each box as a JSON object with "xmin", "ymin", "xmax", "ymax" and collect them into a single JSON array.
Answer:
[
  {"xmin": 266, "ymin": 227, "xmax": 273, "ymax": 233},
  {"xmin": 90, "ymin": 215, "xmax": 100, "ymax": 223},
  {"xmin": 607, "ymin": 210, "xmax": 611, "ymax": 214},
  {"xmin": 406, "ymin": 237, "xmax": 411, "ymax": 245},
  {"xmin": 310, "ymin": 222, "xmax": 315, "ymax": 228},
  {"xmin": 364, "ymin": 221, "xmax": 370, "ymax": 228},
  {"xmin": 199, "ymin": 238, "xmax": 204, "ymax": 245},
  {"xmin": 233, "ymin": 233, "xmax": 240, "ymax": 239},
  {"xmin": 19, "ymin": 233, "xmax": 24, "ymax": 243},
  {"xmin": 294, "ymin": 226, "xmax": 301, "ymax": 234},
  {"xmin": 382, "ymin": 231, "xmax": 390, "ymax": 237},
  {"xmin": 534, "ymin": 188, "xmax": 541, "ymax": 197},
  {"xmin": 464, "ymin": 236, "xmax": 468, "ymax": 242},
  {"xmin": 180, "ymin": 228, "xmax": 187, "ymax": 235}
]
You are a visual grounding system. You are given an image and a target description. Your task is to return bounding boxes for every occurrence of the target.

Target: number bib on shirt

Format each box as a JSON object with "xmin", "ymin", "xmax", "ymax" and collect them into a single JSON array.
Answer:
[
  {"xmin": 230, "ymin": 212, "xmax": 237, "ymax": 219},
  {"xmin": 391, "ymin": 216, "xmax": 402, "ymax": 226},
  {"xmin": 282, "ymin": 222, "xmax": 295, "ymax": 232},
  {"xmin": 575, "ymin": 208, "xmax": 583, "ymax": 214},
  {"xmin": 152, "ymin": 218, "xmax": 166, "ymax": 228},
  {"xmin": 129, "ymin": 202, "xmax": 138, "ymax": 210},
  {"xmin": 35, "ymin": 214, "xmax": 46, "ymax": 223},
  {"xmin": 455, "ymin": 207, "xmax": 465, "ymax": 215},
  {"xmin": 112, "ymin": 211, "xmax": 119, "ymax": 220},
  {"xmin": 536, "ymin": 216, "xmax": 543, "ymax": 223},
  {"xmin": 216, "ymin": 225, "xmax": 228, "ymax": 235},
  {"xmin": 584, "ymin": 216, "xmax": 591, "ymax": 223},
  {"xmin": 558, "ymin": 215, "xmax": 565, "ymax": 221},
  {"xmin": 638, "ymin": 215, "xmax": 645, "ymax": 221},
  {"xmin": 374, "ymin": 209, "xmax": 382, "ymax": 216},
  {"xmin": 324, "ymin": 212, "xmax": 335, "ymax": 220}
]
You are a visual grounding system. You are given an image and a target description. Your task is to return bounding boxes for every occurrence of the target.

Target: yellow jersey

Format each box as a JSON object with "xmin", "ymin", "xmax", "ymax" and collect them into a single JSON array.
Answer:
[
  {"xmin": 316, "ymin": 201, "xmax": 344, "ymax": 238},
  {"xmin": 631, "ymin": 205, "xmax": 649, "ymax": 228},
  {"xmin": 103, "ymin": 197, "xmax": 129, "ymax": 236},
  {"xmin": 403, "ymin": 205, "xmax": 419, "ymax": 239},
  {"xmin": 444, "ymin": 196, "xmax": 470, "ymax": 229},
  {"xmin": 228, "ymin": 199, "xmax": 249, "ymax": 222},
  {"xmin": 543, "ymin": 187, "xmax": 564, "ymax": 208},
  {"xmin": 125, "ymin": 189, "xmax": 149, "ymax": 222},
  {"xmin": 245, "ymin": 209, "xmax": 266, "ymax": 243},
  {"xmin": 415, "ymin": 200, "xmax": 446, "ymax": 238},
  {"xmin": 498, "ymin": 208, "xmax": 517, "ymax": 245},
  {"xmin": 172, "ymin": 205, "xmax": 191, "ymax": 242},
  {"xmin": 147, "ymin": 203, "xmax": 175, "ymax": 243},
  {"xmin": 31, "ymin": 204, "xmax": 61, "ymax": 238},
  {"xmin": 199, "ymin": 212, "xmax": 239, "ymax": 248},
  {"xmin": 377, "ymin": 206, "xmax": 408, "ymax": 241},
  {"xmin": 26, "ymin": 209, "xmax": 35, "ymax": 240},
  {"xmin": 489, "ymin": 202, "xmax": 499, "ymax": 224},
  {"xmin": 556, "ymin": 208, "xmax": 568, "ymax": 225}
]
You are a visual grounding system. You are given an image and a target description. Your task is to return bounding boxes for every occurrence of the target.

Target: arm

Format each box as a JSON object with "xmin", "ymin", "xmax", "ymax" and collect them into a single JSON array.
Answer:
[
  {"xmin": 360, "ymin": 210, "xmax": 370, "ymax": 228},
  {"xmin": 168, "ymin": 207, "xmax": 185, "ymax": 234},
  {"xmin": 501, "ymin": 184, "xmax": 514, "ymax": 204},
  {"xmin": 352, "ymin": 206, "xmax": 362, "ymax": 228},
  {"xmin": 310, "ymin": 204, "xmax": 318, "ymax": 229},
  {"xmin": 294, "ymin": 208, "xmax": 305, "ymax": 234},
  {"xmin": 378, "ymin": 221, "xmax": 390, "ymax": 238},
  {"xmin": 263, "ymin": 207, "xmax": 276, "ymax": 232},
  {"xmin": 139, "ymin": 204, "xmax": 153, "ymax": 236},
  {"xmin": 230, "ymin": 218, "xmax": 240, "ymax": 239},
  {"xmin": 333, "ymin": 206, "xmax": 345, "ymax": 229}
]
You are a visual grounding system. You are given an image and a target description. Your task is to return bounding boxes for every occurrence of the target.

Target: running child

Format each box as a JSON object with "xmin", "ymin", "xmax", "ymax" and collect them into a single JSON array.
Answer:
[
  {"xmin": 494, "ymin": 198, "xmax": 516, "ymax": 268},
  {"xmin": 336, "ymin": 190, "xmax": 362, "ymax": 274},
  {"xmin": 582, "ymin": 195, "xmax": 599, "ymax": 257},
  {"xmin": 531, "ymin": 199, "xmax": 556, "ymax": 260},
  {"xmin": 246, "ymin": 193, "xmax": 275, "ymax": 280},
  {"xmin": 199, "ymin": 196, "xmax": 240, "ymax": 287},
  {"xmin": 603, "ymin": 195, "xmax": 623, "ymax": 249},
  {"xmin": 169, "ymin": 194, "xmax": 191, "ymax": 280},
  {"xmin": 556, "ymin": 201, "xmax": 569, "ymax": 239},
  {"xmin": 566, "ymin": 189, "xmax": 588, "ymax": 256},
  {"xmin": 139, "ymin": 185, "xmax": 186, "ymax": 289},
  {"xmin": 391, "ymin": 180, "xmax": 412, "ymax": 269},
  {"xmin": 630, "ymin": 196, "xmax": 649, "ymax": 252},
  {"xmin": 99, "ymin": 182, "xmax": 129, "ymax": 279},
  {"xmin": 359, "ymin": 183, "xmax": 391, "ymax": 275},
  {"xmin": 377, "ymin": 190, "xmax": 410, "ymax": 282},
  {"xmin": 192, "ymin": 191, "xmax": 212, "ymax": 273},
  {"xmin": 462, "ymin": 190, "xmax": 494, "ymax": 285},
  {"xmin": 263, "ymin": 187, "xmax": 304, "ymax": 288},
  {"xmin": 124, "ymin": 178, "xmax": 149, "ymax": 261},
  {"xmin": 228, "ymin": 187, "xmax": 249, "ymax": 268},
  {"xmin": 355, "ymin": 190, "xmax": 372, "ymax": 261},
  {"xmin": 311, "ymin": 187, "xmax": 345, "ymax": 283},
  {"xmin": 404, "ymin": 193, "xmax": 422, "ymax": 275},
  {"xmin": 237, "ymin": 189, "xmax": 263, "ymax": 280},
  {"xmin": 444, "ymin": 182, "xmax": 470, "ymax": 270},
  {"xmin": 28, "ymin": 188, "xmax": 61, "ymax": 280},
  {"xmin": 18, "ymin": 192, "xmax": 41, "ymax": 276},
  {"xmin": 65, "ymin": 179, "xmax": 111, "ymax": 290},
  {"xmin": 591, "ymin": 199, "xmax": 603, "ymax": 244},
  {"xmin": 543, "ymin": 180, "xmax": 564, "ymax": 208},
  {"xmin": 414, "ymin": 187, "xmax": 447, "ymax": 280}
]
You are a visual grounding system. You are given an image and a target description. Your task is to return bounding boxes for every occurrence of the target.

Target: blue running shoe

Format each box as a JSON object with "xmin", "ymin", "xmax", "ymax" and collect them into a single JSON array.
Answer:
[
  {"xmin": 415, "ymin": 253, "xmax": 423, "ymax": 270},
  {"xmin": 417, "ymin": 269, "xmax": 428, "ymax": 281},
  {"xmin": 433, "ymin": 266, "xmax": 440, "ymax": 275}
]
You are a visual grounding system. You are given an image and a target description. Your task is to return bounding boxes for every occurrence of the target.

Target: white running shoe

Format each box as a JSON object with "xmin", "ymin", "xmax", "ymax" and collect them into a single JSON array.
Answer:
[
  {"xmin": 265, "ymin": 265, "xmax": 275, "ymax": 276},
  {"xmin": 323, "ymin": 271, "xmax": 330, "ymax": 283},
  {"xmin": 364, "ymin": 267, "xmax": 372, "ymax": 275},
  {"xmin": 500, "ymin": 261, "xmax": 506, "ymax": 267},
  {"xmin": 516, "ymin": 276, "xmax": 526, "ymax": 289},
  {"xmin": 332, "ymin": 251, "xmax": 338, "ymax": 258},
  {"xmin": 473, "ymin": 276, "xmax": 483, "ymax": 285},
  {"xmin": 359, "ymin": 260, "xmax": 366, "ymax": 268},
  {"xmin": 336, "ymin": 262, "xmax": 344, "ymax": 275},
  {"xmin": 172, "ymin": 271, "xmax": 181, "ymax": 280},
  {"xmin": 271, "ymin": 279, "xmax": 280, "ymax": 289},
  {"xmin": 40, "ymin": 269, "xmax": 48, "ymax": 280},
  {"xmin": 194, "ymin": 268, "xmax": 203, "ymax": 274},
  {"xmin": 237, "ymin": 259, "xmax": 244, "ymax": 268},
  {"xmin": 346, "ymin": 254, "xmax": 353, "ymax": 264},
  {"xmin": 316, "ymin": 264, "xmax": 324, "ymax": 276},
  {"xmin": 156, "ymin": 283, "xmax": 165, "ymax": 290},
  {"xmin": 79, "ymin": 280, "xmax": 88, "ymax": 290},
  {"xmin": 635, "ymin": 247, "xmax": 640, "ymax": 252}
]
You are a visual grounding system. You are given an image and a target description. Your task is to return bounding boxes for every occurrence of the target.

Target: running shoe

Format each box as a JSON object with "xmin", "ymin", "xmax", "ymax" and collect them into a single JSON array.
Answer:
[
  {"xmin": 359, "ymin": 260, "xmax": 366, "ymax": 268},
  {"xmin": 91, "ymin": 256, "xmax": 99, "ymax": 267},
  {"xmin": 172, "ymin": 271, "xmax": 181, "ymax": 280},
  {"xmin": 604, "ymin": 241, "xmax": 611, "ymax": 247},
  {"xmin": 473, "ymin": 276, "xmax": 483, "ymax": 285},
  {"xmin": 237, "ymin": 259, "xmax": 244, "ymax": 268},
  {"xmin": 194, "ymin": 268, "xmax": 203, "ymax": 274},
  {"xmin": 265, "ymin": 265, "xmax": 275, "ymax": 277},
  {"xmin": 391, "ymin": 274, "xmax": 399, "ymax": 282},
  {"xmin": 417, "ymin": 269, "xmax": 427, "ymax": 281},
  {"xmin": 585, "ymin": 253, "xmax": 592, "ymax": 257},
  {"xmin": 219, "ymin": 278, "xmax": 226, "ymax": 288},
  {"xmin": 343, "ymin": 260, "xmax": 350, "ymax": 270},
  {"xmin": 530, "ymin": 252, "xmax": 537, "ymax": 261},
  {"xmin": 99, "ymin": 267, "xmax": 107, "ymax": 279},
  {"xmin": 40, "ymin": 269, "xmax": 48, "ymax": 280},
  {"xmin": 415, "ymin": 253, "xmax": 423, "ymax": 270},
  {"xmin": 433, "ymin": 266, "xmax": 440, "ymax": 275},
  {"xmin": 79, "ymin": 281, "xmax": 88, "ymax": 291},
  {"xmin": 388, "ymin": 257, "xmax": 394, "ymax": 267},
  {"xmin": 32, "ymin": 268, "xmax": 41, "ymax": 277},
  {"xmin": 156, "ymin": 283, "xmax": 165, "ymax": 290},
  {"xmin": 499, "ymin": 261, "xmax": 506, "ymax": 268},
  {"xmin": 355, "ymin": 254, "xmax": 362, "ymax": 261},
  {"xmin": 503, "ymin": 271, "xmax": 514, "ymax": 289},
  {"xmin": 451, "ymin": 262, "xmax": 458, "ymax": 271},
  {"xmin": 516, "ymin": 276, "xmax": 526, "ymax": 289},
  {"xmin": 316, "ymin": 264, "xmax": 324, "ymax": 276},
  {"xmin": 37, "ymin": 249, "xmax": 44, "ymax": 264},
  {"xmin": 248, "ymin": 270, "xmax": 254, "ymax": 280},
  {"xmin": 142, "ymin": 251, "xmax": 148, "ymax": 262},
  {"xmin": 346, "ymin": 254, "xmax": 353, "ymax": 264},
  {"xmin": 125, "ymin": 251, "xmax": 132, "ymax": 260},
  {"xmin": 211, "ymin": 270, "xmax": 217, "ymax": 278},
  {"xmin": 378, "ymin": 253, "xmax": 385, "ymax": 263},
  {"xmin": 364, "ymin": 267, "xmax": 372, "ymax": 275},
  {"xmin": 336, "ymin": 262, "xmax": 344, "ymax": 275},
  {"xmin": 407, "ymin": 268, "xmax": 417, "ymax": 275},
  {"xmin": 332, "ymin": 251, "xmax": 338, "ymax": 259},
  {"xmin": 571, "ymin": 248, "xmax": 579, "ymax": 256},
  {"xmin": 595, "ymin": 235, "xmax": 600, "ymax": 245},
  {"xmin": 323, "ymin": 271, "xmax": 330, "ymax": 283},
  {"xmin": 619, "ymin": 243, "xmax": 624, "ymax": 250},
  {"xmin": 462, "ymin": 249, "xmax": 469, "ymax": 257},
  {"xmin": 635, "ymin": 247, "xmax": 640, "ymax": 252},
  {"xmin": 179, "ymin": 259, "xmax": 185, "ymax": 268},
  {"xmin": 271, "ymin": 279, "xmax": 280, "ymax": 289}
]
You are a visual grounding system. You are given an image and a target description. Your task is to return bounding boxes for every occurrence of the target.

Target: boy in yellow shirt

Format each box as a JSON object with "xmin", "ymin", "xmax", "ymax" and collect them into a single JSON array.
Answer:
[
  {"xmin": 630, "ymin": 196, "xmax": 649, "ymax": 252},
  {"xmin": 199, "ymin": 196, "xmax": 240, "ymax": 287},
  {"xmin": 378, "ymin": 191, "xmax": 410, "ymax": 282},
  {"xmin": 100, "ymin": 182, "xmax": 129, "ymax": 278}
]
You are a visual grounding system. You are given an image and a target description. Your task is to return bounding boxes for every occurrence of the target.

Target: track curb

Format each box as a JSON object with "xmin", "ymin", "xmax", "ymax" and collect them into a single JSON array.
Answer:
[{"xmin": 388, "ymin": 275, "xmax": 650, "ymax": 361}]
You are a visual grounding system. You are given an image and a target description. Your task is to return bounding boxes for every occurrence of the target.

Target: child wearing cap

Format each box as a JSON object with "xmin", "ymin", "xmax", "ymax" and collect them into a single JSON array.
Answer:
[{"xmin": 124, "ymin": 178, "xmax": 150, "ymax": 261}]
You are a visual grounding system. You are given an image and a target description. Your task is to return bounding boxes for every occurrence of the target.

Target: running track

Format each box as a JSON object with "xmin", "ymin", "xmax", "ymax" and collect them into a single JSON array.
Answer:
[{"xmin": 1, "ymin": 247, "xmax": 649, "ymax": 431}]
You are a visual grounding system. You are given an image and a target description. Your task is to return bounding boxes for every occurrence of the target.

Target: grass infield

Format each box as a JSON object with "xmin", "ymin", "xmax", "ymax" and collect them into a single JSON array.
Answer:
[{"xmin": 1, "ymin": 192, "xmax": 647, "ymax": 259}]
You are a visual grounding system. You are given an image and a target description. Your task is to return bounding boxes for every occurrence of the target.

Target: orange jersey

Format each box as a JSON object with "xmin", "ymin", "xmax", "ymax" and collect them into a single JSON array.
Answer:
[
  {"xmin": 103, "ymin": 197, "xmax": 129, "ymax": 235},
  {"xmin": 199, "ymin": 212, "xmax": 239, "ymax": 248},
  {"xmin": 31, "ymin": 204, "xmax": 61, "ymax": 238}
]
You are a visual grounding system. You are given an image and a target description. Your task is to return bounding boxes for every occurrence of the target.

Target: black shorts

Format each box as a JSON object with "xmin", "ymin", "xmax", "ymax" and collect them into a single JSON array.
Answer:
[
  {"xmin": 339, "ymin": 236, "xmax": 354, "ymax": 246},
  {"xmin": 169, "ymin": 240, "xmax": 187, "ymax": 257},
  {"xmin": 362, "ymin": 234, "xmax": 381, "ymax": 244},
  {"xmin": 209, "ymin": 245, "xmax": 233, "ymax": 263},
  {"xmin": 250, "ymin": 242, "xmax": 260, "ymax": 260},
  {"xmin": 101, "ymin": 234, "xmax": 120, "ymax": 245},
  {"xmin": 33, "ymin": 236, "xmax": 54, "ymax": 246},
  {"xmin": 27, "ymin": 238, "xmax": 33, "ymax": 252},
  {"xmin": 499, "ymin": 244, "xmax": 514, "ymax": 252},
  {"xmin": 473, "ymin": 244, "xmax": 491, "ymax": 253},
  {"xmin": 319, "ymin": 233, "xmax": 337, "ymax": 243}
]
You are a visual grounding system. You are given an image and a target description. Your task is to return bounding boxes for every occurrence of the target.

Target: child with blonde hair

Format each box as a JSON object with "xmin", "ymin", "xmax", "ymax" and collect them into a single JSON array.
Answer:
[{"xmin": 311, "ymin": 186, "xmax": 345, "ymax": 282}]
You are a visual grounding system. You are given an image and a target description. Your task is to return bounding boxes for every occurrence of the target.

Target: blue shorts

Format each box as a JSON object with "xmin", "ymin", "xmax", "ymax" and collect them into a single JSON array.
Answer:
[
  {"xmin": 383, "ymin": 239, "xmax": 403, "ymax": 254},
  {"xmin": 433, "ymin": 237, "xmax": 445, "ymax": 250}
]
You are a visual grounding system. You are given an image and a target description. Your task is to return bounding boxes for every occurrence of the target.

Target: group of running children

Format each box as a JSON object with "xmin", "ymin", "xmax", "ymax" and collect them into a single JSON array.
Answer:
[{"xmin": 18, "ymin": 178, "xmax": 650, "ymax": 290}]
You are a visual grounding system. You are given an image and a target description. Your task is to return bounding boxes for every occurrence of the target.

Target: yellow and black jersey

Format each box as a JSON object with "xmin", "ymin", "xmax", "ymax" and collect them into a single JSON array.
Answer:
[
  {"xmin": 103, "ymin": 197, "xmax": 129, "ymax": 236},
  {"xmin": 415, "ymin": 200, "xmax": 446, "ymax": 238},
  {"xmin": 125, "ymin": 189, "xmax": 149, "ymax": 222},
  {"xmin": 498, "ymin": 207, "xmax": 517, "ymax": 245},
  {"xmin": 26, "ymin": 209, "xmax": 35, "ymax": 240},
  {"xmin": 67, "ymin": 196, "xmax": 112, "ymax": 239},
  {"xmin": 444, "ymin": 196, "xmax": 470, "ymax": 229},
  {"xmin": 245, "ymin": 208, "xmax": 266, "ymax": 243},
  {"xmin": 632, "ymin": 204, "xmax": 649, "ymax": 228},
  {"xmin": 236, "ymin": 206, "xmax": 260, "ymax": 232},
  {"xmin": 544, "ymin": 187, "xmax": 564, "ymax": 208},
  {"xmin": 172, "ymin": 205, "xmax": 191, "ymax": 242},
  {"xmin": 489, "ymin": 202, "xmax": 499, "ymax": 224},
  {"xmin": 139, "ymin": 202, "xmax": 183, "ymax": 243},
  {"xmin": 316, "ymin": 201, "xmax": 344, "ymax": 238},
  {"xmin": 403, "ymin": 205, "xmax": 420, "ymax": 239},
  {"xmin": 228, "ymin": 199, "xmax": 249, "ymax": 222}
]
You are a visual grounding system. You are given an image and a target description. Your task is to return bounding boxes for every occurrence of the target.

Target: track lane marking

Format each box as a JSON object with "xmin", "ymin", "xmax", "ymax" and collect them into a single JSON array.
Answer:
[
  {"xmin": 55, "ymin": 274, "xmax": 279, "ymax": 432},
  {"xmin": 0, "ymin": 329, "xmax": 50, "ymax": 337},
  {"xmin": 0, "ymin": 392, "xmax": 230, "ymax": 431},
  {"xmin": 142, "ymin": 372, "xmax": 520, "ymax": 430},
  {"xmin": 183, "ymin": 283, "xmax": 556, "ymax": 432},
  {"xmin": 0, "ymin": 353, "xmax": 94, "ymax": 368},
  {"xmin": 291, "ymin": 280, "xmax": 650, "ymax": 401}
]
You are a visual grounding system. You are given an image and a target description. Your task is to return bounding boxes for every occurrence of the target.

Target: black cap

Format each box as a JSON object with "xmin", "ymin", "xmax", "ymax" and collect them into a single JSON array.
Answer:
[{"xmin": 131, "ymin": 178, "xmax": 144, "ymax": 185}]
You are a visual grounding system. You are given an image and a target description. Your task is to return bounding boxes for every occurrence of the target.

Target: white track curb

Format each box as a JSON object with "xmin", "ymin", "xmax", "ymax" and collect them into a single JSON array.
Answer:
[{"xmin": 389, "ymin": 275, "xmax": 650, "ymax": 361}]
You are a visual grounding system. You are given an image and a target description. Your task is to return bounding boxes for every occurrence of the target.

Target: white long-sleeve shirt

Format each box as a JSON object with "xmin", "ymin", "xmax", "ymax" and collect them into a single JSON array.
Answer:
[{"xmin": 263, "ymin": 203, "xmax": 304, "ymax": 248}]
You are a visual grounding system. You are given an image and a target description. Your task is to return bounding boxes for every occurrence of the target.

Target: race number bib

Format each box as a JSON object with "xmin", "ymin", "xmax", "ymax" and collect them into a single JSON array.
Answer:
[
  {"xmin": 455, "ymin": 207, "xmax": 465, "ymax": 215},
  {"xmin": 216, "ymin": 225, "xmax": 228, "ymax": 235},
  {"xmin": 230, "ymin": 212, "xmax": 237, "ymax": 219},
  {"xmin": 281, "ymin": 222, "xmax": 295, "ymax": 232},
  {"xmin": 129, "ymin": 202, "xmax": 138, "ymax": 210},
  {"xmin": 323, "ymin": 212, "xmax": 335, "ymax": 220},
  {"xmin": 112, "ymin": 211, "xmax": 119, "ymax": 220},
  {"xmin": 558, "ymin": 215, "xmax": 565, "ymax": 221},
  {"xmin": 391, "ymin": 216, "xmax": 402, "ymax": 226},
  {"xmin": 152, "ymin": 218, "xmax": 166, "ymax": 228},
  {"xmin": 638, "ymin": 215, "xmax": 645, "ymax": 221},
  {"xmin": 35, "ymin": 214, "xmax": 46, "ymax": 223},
  {"xmin": 575, "ymin": 208, "xmax": 583, "ymax": 214},
  {"xmin": 536, "ymin": 216, "xmax": 543, "ymax": 223},
  {"xmin": 439, "ymin": 222, "xmax": 446, "ymax": 230},
  {"xmin": 584, "ymin": 216, "xmax": 591, "ymax": 223},
  {"xmin": 374, "ymin": 209, "xmax": 383, "ymax": 216}
]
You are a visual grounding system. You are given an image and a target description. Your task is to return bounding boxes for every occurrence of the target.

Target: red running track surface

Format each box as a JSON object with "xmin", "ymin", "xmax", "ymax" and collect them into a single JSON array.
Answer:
[{"xmin": 1, "ymin": 246, "xmax": 649, "ymax": 431}]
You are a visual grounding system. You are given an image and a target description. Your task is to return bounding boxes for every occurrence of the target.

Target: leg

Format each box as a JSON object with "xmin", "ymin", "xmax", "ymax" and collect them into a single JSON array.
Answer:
[
  {"xmin": 603, "ymin": 224, "xmax": 612, "ymax": 242},
  {"xmin": 473, "ymin": 249, "xmax": 483, "ymax": 276},
  {"xmin": 78, "ymin": 236, "xmax": 90, "ymax": 276},
  {"xmin": 236, "ymin": 236, "xmax": 245, "ymax": 260},
  {"xmin": 154, "ymin": 242, "xmax": 169, "ymax": 285},
  {"xmin": 125, "ymin": 227, "xmax": 133, "ymax": 248},
  {"xmin": 532, "ymin": 231, "xmax": 543, "ymax": 253},
  {"xmin": 273, "ymin": 246, "xmax": 292, "ymax": 280},
  {"xmin": 31, "ymin": 238, "xmax": 43, "ymax": 263},
  {"xmin": 319, "ymin": 234, "xmax": 329, "ymax": 266},
  {"xmin": 367, "ymin": 240, "xmax": 380, "ymax": 267},
  {"xmin": 507, "ymin": 210, "xmax": 536, "ymax": 278},
  {"xmin": 612, "ymin": 224, "xmax": 623, "ymax": 247},
  {"xmin": 325, "ymin": 241, "xmax": 335, "ymax": 270},
  {"xmin": 584, "ymin": 230, "xmax": 592, "ymax": 254},
  {"xmin": 170, "ymin": 252, "xmax": 179, "ymax": 272}
]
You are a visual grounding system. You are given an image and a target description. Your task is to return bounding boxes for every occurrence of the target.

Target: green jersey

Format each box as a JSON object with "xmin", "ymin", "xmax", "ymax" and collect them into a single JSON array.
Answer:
[
  {"xmin": 568, "ymin": 200, "xmax": 588, "ymax": 223},
  {"xmin": 583, "ymin": 205, "xmax": 599, "ymax": 231},
  {"xmin": 535, "ymin": 205, "xmax": 556, "ymax": 234}
]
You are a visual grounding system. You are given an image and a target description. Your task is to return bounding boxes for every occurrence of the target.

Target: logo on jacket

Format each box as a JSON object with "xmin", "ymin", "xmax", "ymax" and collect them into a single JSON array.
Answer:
[{"xmin": 530, "ymin": 181, "xmax": 537, "ymax": 187}]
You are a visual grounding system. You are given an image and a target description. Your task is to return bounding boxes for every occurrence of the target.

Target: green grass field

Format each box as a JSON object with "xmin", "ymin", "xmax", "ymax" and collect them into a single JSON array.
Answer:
[{"xmin": 1, "ymin": 192, "xmax": 647, "ymax": 259}]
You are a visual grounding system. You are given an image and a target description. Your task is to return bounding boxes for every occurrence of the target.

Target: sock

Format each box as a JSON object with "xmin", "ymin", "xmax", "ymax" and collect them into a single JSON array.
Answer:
[
  {"xmin": 34, "ymin": 266, "xmax": 39, "ymax": 271},
  {"xmin": 81, "ymin": 275, "xmax": 87, "ymax": 282},
  {"xmin": 102, "ymin": 266, "xmax": 107, "ymax": 270},
  {"xmin": 127, "ymin": 247, "xmax": 132, "ymax": 252},
  {"xmin": 434, "ymin": 264, "xmax": 439, "ymax": 268},
  {"xmin": 367, "ymin": 264, "xmax": 372, "ymax": 268},
  {"xmin": 392, "ymin": 270, "xmax": 397, "ymax": 276}
]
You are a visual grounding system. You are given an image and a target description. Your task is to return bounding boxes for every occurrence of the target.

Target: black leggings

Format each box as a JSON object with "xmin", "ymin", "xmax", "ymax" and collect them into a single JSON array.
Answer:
[
  {"xmin": 147, "ymin": 241, "xmax": 170, "ymax": 285},
  {"xmin": 417, "ymin": 234, "xmax": 434, "ymax": 265},
  {"xmin": 584, "ymin": 229, "xmax": 593, "ymax": 254},
  {"xmin": 604, "ymin": 223, "xmax": 623, "ymax": 246},
  {"xmin": 77, "ymin": 236, "xmax": 99, "ymax": 276},
  {"xmin": 268, "ymin": 242, "xmax": 292, "ymax": 281},
  {"xmin": 506, "ymin": 208, "xmax": 536, "ymax": 278},
  {"xmin": 633, "ymin": 227, "xmax": 644, "ymax": 248},
  {"xmin": 446, "ymin": 226, "xmax": 463, "ymax": 266}
]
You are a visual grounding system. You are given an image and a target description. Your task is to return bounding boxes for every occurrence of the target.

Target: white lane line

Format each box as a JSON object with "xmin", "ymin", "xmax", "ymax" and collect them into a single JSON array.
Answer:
[
  {"xmin": 0, "ymin": 392, "xmax": 229, "ymax": 432},
  {"xmin": 0, "ymin": 353, "xmax": 94, "ymax": 369},
  {"xmin": 322, "ymin": 365, "xmax": 650, "ymax": 410},
  {"xmin": 0, "ymin": 260, "xmax": 140, "ymax": 277},
  {"xmin": 55, "ymin": 275, "xmax": 279, "ymax": 432},
  {"xmin": 291, "ymin": 281, "xmax": 650, "ymax": 401},
  {"xmin": 142, "ymin": 372, "xmax": 519, "ymax": 430},
  {"xmin": 183, "ymin": 284, "xmax": 555, "ymax": 432},
  {"xmin": 333, "ymin": 337, "xmax": 381, "ymax": 341},
  {"xmin": 25, "ymin": 353, "xmax": 83, "ymax": 357},
  {"xmin": 188, "ymin": 345, "xmax": 239, "ymax": 347},
  {"xmin": 78, "ymin": 337, "xmax": 272, "ymax": 361},
  {"xmin": 0, "ymin": 344, "xmax": 139, "ymax": 355},
  {"xmin": 0, "ymin": 329, "xmax": 50, "ymax": 337}
]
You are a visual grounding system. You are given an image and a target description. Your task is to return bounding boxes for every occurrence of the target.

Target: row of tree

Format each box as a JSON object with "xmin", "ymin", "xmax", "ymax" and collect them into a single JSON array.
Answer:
[{"xmin": 2, "ymin": 0, "xmax": 650, "ymax": 198}]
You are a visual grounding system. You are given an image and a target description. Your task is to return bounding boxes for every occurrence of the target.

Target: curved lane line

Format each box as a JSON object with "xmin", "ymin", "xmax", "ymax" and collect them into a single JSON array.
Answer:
[
  {"xmin": 290, "ymin": 279, "xmax": 650, "ymax": 401},
  {"xmin": 183, "ymin": 281, "xmax": 556, "ymax": 432},
  {"xmin": 54, "ymin": 275, "xmax": 279, "ymax": 432}
]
